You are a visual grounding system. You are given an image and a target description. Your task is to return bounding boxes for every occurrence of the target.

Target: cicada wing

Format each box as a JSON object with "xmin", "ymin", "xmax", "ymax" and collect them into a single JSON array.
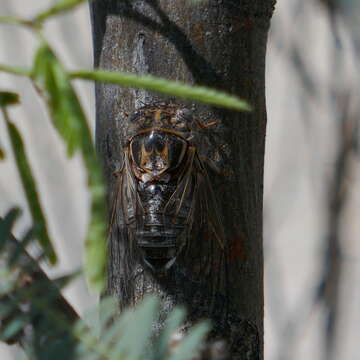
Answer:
[
  {"xmin": 190, "ymin": 154, "xmax": 228, "ymax": 301},
  {"xmin": 194, "ymin": 154, "xmax": 226, "ymax": 250},
  {"xmin": 121, "ymin": 148, "xmax": 144, "ymax": 226},
  {"xmin": 109, "ymin": 150, "xmax": 142, "ymax": 231},
  {"xmin": 164, "ymin": 146, "xmax": 226, "ymax": 280},
  {"xmin": 107, "ymin": 150, "xmax": 143, "ymax": 301},
  {"xmin": 163, "ymin": 146, "xmax": 196, "ymax": 224}
]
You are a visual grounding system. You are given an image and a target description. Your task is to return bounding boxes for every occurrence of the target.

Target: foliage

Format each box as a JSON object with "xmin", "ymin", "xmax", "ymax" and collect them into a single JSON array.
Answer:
[
  {"xmin": 0, "ymin": 210, "xmax": 210, "ymax": 360},
  {"xmin": 1, "ymin": 106, "xmax": 56, "ymax": 264},
  {"xmin": 71, "ymin": 70, "xmax": 251, "ymax": 111}
]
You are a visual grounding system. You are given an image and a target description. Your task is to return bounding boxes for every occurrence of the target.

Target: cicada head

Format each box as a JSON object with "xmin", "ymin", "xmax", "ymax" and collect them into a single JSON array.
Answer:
[{"xmin": 130, "ymin": 129, "xmax": 188, "ymax": 183}]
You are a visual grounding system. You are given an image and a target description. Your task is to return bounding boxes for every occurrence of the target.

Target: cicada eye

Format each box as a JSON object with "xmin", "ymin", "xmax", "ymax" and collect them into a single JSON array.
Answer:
[
  {"xmin": 130, "ymin": 131, "xmax": 187, "ymax": 175},
  {"xmin": 166, "ymin": 134, "xmax": 188, "ymax": 171}
]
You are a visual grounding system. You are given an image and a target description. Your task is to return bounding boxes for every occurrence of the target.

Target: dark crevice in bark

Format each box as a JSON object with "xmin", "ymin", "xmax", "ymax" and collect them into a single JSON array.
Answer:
[{"xmin": 92, "ymin": 0, "xmax": 220, "ymax": 86}]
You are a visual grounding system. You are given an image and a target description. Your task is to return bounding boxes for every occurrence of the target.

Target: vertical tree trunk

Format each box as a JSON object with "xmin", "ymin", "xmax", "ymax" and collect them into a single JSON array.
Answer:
[{"xmin": 90, "ymin": 1, "xmax": 275, "ymax": 359}]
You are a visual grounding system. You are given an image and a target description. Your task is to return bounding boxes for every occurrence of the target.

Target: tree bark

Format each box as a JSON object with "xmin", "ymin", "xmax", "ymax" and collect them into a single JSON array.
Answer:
[{"xmin": 90, "ymin": 1, "xmax": 275, "ymax": 359}]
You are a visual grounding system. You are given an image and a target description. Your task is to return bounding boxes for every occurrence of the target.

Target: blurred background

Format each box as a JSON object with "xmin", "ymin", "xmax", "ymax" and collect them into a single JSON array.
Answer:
[{"xmin": 0, "ymin": 0, "xmax": 359, "ymax": 359}]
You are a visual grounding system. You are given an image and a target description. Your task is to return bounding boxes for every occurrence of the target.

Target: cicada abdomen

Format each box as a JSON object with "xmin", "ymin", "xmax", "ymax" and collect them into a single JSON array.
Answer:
[{"xmin": 110, "ymin": 103, "xmax": 225, "ymax": 276}]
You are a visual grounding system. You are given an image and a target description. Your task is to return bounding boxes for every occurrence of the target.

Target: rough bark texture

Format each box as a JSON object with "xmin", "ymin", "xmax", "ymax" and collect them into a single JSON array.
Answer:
[{"xmin": 90, "ymin": 1, "xmax": 275, "ymax": 359}]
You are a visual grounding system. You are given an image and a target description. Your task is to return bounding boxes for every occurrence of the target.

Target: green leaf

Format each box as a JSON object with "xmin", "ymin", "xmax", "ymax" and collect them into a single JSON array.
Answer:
[
  {"xmin": 0, "ymin": 91, "xmax": 19, "ymax": 107},
  {"xmin": 2, "ymin": 118, "xmax": 57, "ymax": 264},
  {"xmin": 0, "ymin": 146, "xmax": 5, "ymax": 160},
  {"xmin": 100, "ymin": 310, "xmax": 132, "ymax": 352},
  {"xmin": 8, "ymin": 228, "xmax": 35, "ymax": 267},
  {"xmin": 35, "ymin": 0, "xmax": 92, "ymax": 23},
  {"xmin": 74, "ymin": 296, "xmax": 160, "ymax": 360},
  {"xmin": 0, "ymin": 269, "xmax": 16, "ymax": 295},
  {"xmin": 0, "ymin": 208, "xmax": 21, "ymax": 253},
  {"xmin": 90, "ymin": 296, "xmax": 119, "ymax": 337},
  {"xmin": 2, "ymin": 317, "xmax": 27, "ymax": 341},
  {"xmin": 74, "ymin": 313, "xmax": 109, "ymax": 360},
  {"xmin": 169, "ymin": 321, "xmax": 211, "ymax": 360},
  {"xmin": 32, "ymin": 43, "xmax": 107, "ymax": 291},
  {"xmin": 32, "ymin": 44, "xmax": 84, "ymax": 156},
  {"xmin": 188, "ymin": 0, "xmax": 208, "ymax": 4},
  {"xmin": 154, "ymin": 307, "xmax": 186, "ymax": 359},
  {"xmin": 0, "ymin": 301, "xmax": 16, "ymax": 319},
  {"xmin": 110, "ymin": 296, "xmax": 159, "ymax": 360},
  {"xmin": 71, "ymin": 70, "xmax": 252, "ymax": 111},
  {"xmin": 72, "ymin": 296, "xmax": 211, "ymax": 360}
]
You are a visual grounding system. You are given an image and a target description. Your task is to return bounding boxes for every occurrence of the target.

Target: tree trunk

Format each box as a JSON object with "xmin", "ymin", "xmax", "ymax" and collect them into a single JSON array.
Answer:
[{"xmin": 90, "ymin": 1, "xmax": 275, "ymax": 359}]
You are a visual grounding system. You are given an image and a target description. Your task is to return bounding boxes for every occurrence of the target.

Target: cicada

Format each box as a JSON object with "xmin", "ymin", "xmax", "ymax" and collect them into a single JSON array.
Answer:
[{"xmin": 109, "ymin": 103, "xmax": 225, "ymax": 276}]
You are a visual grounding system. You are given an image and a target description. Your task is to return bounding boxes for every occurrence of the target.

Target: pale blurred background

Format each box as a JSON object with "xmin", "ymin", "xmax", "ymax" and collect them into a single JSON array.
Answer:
[{"xmin": 0, "ymin": 1, "xmax": 359, "ymax": 359}]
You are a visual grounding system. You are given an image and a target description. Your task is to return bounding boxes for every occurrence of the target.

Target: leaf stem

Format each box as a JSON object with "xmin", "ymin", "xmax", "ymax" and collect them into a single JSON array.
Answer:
[
  {"xmin": 34, "ymin": 0, "xmax": 93, "ymax": 23},
  {"xmin": 0, "ymin": 64, "xmax": 31, "ymax": 77},
  {"xmin": 71, "ymin": 70, "xmax": 252, "ymax": 111},
  {"xmin": 0, "ymin": 16, "xmax": 35, "ymax": 28}
]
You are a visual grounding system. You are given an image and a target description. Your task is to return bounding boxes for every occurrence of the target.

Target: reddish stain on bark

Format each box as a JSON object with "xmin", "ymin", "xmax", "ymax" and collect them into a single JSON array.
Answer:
[{"xmin": 228, "ymin": 229, "xmax": 247, "ymax": 263}]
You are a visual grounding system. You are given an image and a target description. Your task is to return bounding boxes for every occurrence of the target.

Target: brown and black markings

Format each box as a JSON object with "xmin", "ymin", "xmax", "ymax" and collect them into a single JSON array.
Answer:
[{"xmin": 109, "ymin": 103, "xmax": 226, "ymax": 295}]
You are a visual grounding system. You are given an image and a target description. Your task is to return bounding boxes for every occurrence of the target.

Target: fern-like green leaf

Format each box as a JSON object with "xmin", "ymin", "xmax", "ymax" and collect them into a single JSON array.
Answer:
[
  {"xmin": 188, "ymin": 0, "xmax": 208, "ymax": 4},
  {"xmin": 154, "ymin": 307, "xmax": 186, "ymax": 359},
  {"xmin": 35, "ymin": 0, "xmax": 92, "ymax": 23},
  {"xmin": 0, "ymin": 210, "xmax": 80, "ymax": 357},
  {"xmin": 32, "ymin": 44, "xmax": 86, "ymax": 157},
  {"xmin": 71, "ymin": 70, "xmax": 251, "ymax": 111},
  {"xmin": 0, "ymin": 208, "xmax": 20, "ymax": 252},
  {"xmin": 32, "ymin": 43, "xmax": 107, "ymax": 291},
  {"xmin": 8, "ymin": 228, "xmax": 34, "ymax": 267},
  {"xmin": 73, "ymin": 295, "xmax": 211, "ymax": 360},
  {"xmin": 0, "ymin": 269, "xmax": 16, "ymax": 296},
  {"xmin": 110, "ymin": 296, "xmax": 159, "ymax": 360},
  {"xmin": 0, "ymin": 146, "xmax": 5, "ymax": 160},
  {"xmin": 0, "ymin": 91, "xmax": 20, "ymax": 160},
  {"xmin": 1, "ymin": 113, "xmax": 57, "ymax": 264},
  {"xmin": 0, "ymin": 91, "xmax": 19, "ymax": 107},
  {"xmin": 168, "ymin": 321, "xmax": 211, "ymax": 360},
  {"xmin": 1, "ymin": 317, "xmax": 27, "ymax": 342}
]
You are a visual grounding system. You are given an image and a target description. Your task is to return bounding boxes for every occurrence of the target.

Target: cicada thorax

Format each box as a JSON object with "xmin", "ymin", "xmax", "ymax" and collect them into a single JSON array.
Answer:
[{"xmin": 115, "ymin": 103, "xmax": 225, "ymax": 274}]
